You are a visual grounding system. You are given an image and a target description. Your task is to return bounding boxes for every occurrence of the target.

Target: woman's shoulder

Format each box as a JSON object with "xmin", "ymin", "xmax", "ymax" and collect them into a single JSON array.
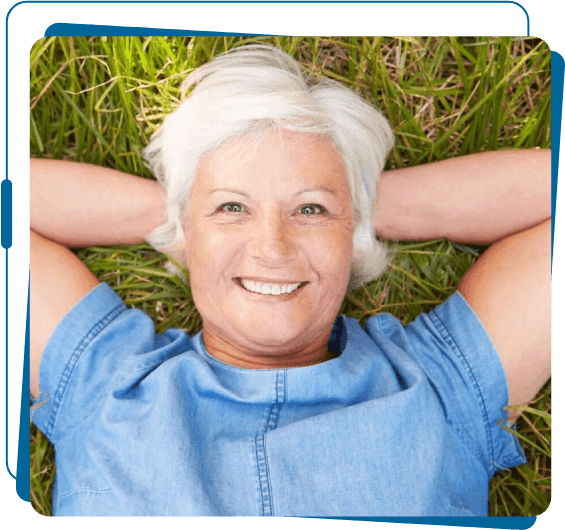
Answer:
[
  {"xmin": 357, "ymin": 291, "xmax": 525, "ymax": 477},
  {"xmin": 31, "ymin": 282, "xmax": 192, "ymax": 443}
]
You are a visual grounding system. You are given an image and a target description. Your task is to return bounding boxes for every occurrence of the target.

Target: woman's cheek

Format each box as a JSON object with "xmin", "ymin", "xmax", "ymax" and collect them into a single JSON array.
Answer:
[
  {"xmin": 199, "ymin": 228, "xmax": 247, "ymax": 278},
  {"xmin": 307, "ymin": 229, "xmax": 353, "ymax": 280}
]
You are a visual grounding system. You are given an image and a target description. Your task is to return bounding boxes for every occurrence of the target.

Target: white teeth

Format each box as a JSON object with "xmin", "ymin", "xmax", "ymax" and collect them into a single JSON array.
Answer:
[{"xmin": 240, "ymin": 279, "xmax": 302, "ymax": 295}]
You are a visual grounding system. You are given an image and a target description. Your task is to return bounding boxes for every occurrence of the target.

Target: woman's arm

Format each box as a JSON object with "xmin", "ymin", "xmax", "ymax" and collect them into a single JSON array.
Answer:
[
  {"xmin": 374, "ymin": 149, "xmax": 551, "ymax": 416},
  {"xmin": 458, "ymin": 218, "xmax": 550, "ymax": 415},
  {"xmin": 31, "ymin": 158, "xmax": 166, "ymax": 247},
  {"xmin": 30, "ymin": 229, "xmax": 100, "ymax": 397},
  {"xmin": 374, "ymin": 149, "xmax": 550, "ymax": 244},
  {"xmin": 30, "ymin": 159, "xmax": 167, "ymax": 397}
]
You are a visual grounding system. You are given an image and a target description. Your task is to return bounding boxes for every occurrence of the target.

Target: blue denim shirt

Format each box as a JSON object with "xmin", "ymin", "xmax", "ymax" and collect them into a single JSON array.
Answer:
[{"xmin": 31, "ymin": 283, "xmax": 525, "ymax": 516}]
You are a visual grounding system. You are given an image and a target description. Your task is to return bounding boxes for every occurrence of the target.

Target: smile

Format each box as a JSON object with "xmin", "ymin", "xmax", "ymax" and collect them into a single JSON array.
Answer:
[{"xmin": 238, "ymin": 278, "xmax": 305, "ymax": 296}]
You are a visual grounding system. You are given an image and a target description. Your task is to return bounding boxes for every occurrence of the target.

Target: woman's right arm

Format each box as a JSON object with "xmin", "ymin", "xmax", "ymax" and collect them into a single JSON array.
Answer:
[{"xmin": 30, "ymin": 159, "xmax": 166, "ymax": 397}]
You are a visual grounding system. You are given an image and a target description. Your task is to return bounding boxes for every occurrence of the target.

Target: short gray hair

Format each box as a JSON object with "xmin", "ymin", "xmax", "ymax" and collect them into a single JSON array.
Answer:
[{"xmin": 144, "ymin": 44, "xmax": 394, "ymax": 290}]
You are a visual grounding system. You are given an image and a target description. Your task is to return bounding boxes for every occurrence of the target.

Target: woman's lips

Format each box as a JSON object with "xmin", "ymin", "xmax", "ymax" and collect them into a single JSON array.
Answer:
[{"xmin": 235, "ymin": 278, "xmax": 307, "ymax": 296}]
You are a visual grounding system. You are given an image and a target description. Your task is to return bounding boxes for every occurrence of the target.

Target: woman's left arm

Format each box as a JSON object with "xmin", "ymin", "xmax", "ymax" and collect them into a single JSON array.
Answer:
[
  {"xmin": 374, "ymin": 149, "xmax": 550, "ymax": 244},
  {"xmin": 375, "ymin": 149, "xmax": 551, "ymax": 415},
  {"xmin": 457, "ymin": 217, "xmax": 550, "ymax": 413}
]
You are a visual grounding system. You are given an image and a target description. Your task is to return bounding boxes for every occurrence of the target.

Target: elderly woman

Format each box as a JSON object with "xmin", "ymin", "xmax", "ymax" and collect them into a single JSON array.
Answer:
[{"xmin": 30, "ymin": 45, "xmax": 550, "ymax": 516}]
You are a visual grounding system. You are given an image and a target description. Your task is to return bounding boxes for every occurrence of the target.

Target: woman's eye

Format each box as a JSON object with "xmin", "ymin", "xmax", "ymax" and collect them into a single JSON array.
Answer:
[
  {"xmin": 298, "ymin": 204, "xmax": 326, "ymax": 215},
  {"xmin": 219, "ymin": 203, "xmax": 245, "ymax": 213}
]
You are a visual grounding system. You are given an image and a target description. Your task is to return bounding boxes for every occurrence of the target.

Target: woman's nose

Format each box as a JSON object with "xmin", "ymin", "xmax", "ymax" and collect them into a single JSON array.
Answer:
[{"xmin": 249, "ymin": 213, "xmax": 297, "ymax": 264}]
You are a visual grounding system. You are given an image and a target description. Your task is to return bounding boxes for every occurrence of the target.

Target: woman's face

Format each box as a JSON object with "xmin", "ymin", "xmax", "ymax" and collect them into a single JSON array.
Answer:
[{"xmin": 184, "ymin": 129, "xmax": 355, "ymax": 368}]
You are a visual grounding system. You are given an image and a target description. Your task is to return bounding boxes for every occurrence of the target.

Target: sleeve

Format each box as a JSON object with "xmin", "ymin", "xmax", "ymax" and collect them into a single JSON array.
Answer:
[
  {"xmin": 30, "ymin": 283, "xmax": 187, "ymax": 444},
  {"xmin": 372, "ymin": 291, "xmax": 526, "ymax": 478}
]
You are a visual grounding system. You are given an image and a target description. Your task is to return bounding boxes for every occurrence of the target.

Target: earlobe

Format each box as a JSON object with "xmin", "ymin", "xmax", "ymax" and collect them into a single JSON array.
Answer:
[
  {"xmin": 168, "ymin": 239, "xmax": 188, "ymax": 268},
  {"xmin": 164, "ymin": 240, "xmax": 189, "ymax": 282},
  {"xmin": 164, "ymin": 260, "xmax": 189, "ymax": 282}
]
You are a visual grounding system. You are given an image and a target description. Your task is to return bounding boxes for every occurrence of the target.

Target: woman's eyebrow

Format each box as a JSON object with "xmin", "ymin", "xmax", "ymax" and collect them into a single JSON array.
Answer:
[
  {"xmin": 209, "ymin": 188, "xmax": 337, "ymax": 197},
  {"xmin": 209, "ymin": 188, "xmax": 249, "ymax": 197},
  {"xmin": 296, "ymin": 187, "xmax": 337, "ymax": 196}
]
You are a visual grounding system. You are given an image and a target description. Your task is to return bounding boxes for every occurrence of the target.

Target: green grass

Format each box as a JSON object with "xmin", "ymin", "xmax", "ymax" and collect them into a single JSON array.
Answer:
[{"xmin": 30, "ymin": 36, "xmax": 551, "ymax": 516}]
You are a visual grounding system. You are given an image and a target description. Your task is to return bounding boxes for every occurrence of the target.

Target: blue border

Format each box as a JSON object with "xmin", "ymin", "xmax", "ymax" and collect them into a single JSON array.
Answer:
[
  {"xmin": 301, "ymin": 517, "xmax": 537, "ymax": 528},
  {"xmin": 37, "ymin": 0, "xmax": 530, "ymax": 36},
  {"xmin": 43, "ymin": 22, "xmax": 278, "ymax": 37},
  {"xmin": 5, "ymin": 1, "xmax": 555, "ymax": 526},
  {"xmin": 6, "ymin": 1, "xmax": 532, "ymax": 36},
  {"xmin": 551, "ymin": 52, "xmax": 563, "ymax": 270},
  {"xmin": 38, "ymin": 0, "xmax": 530, "ymax": 37}
]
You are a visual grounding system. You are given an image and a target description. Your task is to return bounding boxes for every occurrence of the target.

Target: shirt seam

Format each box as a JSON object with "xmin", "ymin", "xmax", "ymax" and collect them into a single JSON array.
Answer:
[
  {"xmin": 45, "ymin": 304, "xmax": 127, "ymax": 442},
  {"xmin": 56, "ymin": 486, "xmax": 112, "ymax": 501},
  {"xmin": 428, "ymin": 309, "xmax": 496, "ymax": 478},
  {"xmin": 255, "ymin": 370, "xmax": 286, "ymax": 516}
]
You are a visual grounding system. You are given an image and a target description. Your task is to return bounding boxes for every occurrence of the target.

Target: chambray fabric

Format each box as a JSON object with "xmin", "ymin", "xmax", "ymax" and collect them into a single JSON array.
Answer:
[{"xmin": 31, "ymin": 283, "xmax": 525, "ymax": 516}]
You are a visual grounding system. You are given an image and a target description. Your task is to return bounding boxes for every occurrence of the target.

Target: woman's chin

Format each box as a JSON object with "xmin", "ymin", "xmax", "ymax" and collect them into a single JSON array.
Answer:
[
  {"xmin": 221, "ymin": 302, "xmax": 313, "ymax": 347},
  {"xmin": 203, "ymin": 317, "xmax": 328, "ymax": 368},
  {"xmin": 237, "ymin": 323, "xmax": 310, "ymax": 353}
]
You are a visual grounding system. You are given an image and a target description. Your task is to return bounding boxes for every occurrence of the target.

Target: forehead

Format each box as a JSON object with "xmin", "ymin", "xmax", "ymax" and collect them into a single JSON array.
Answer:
[{"xmin": 195, "ymin": 129, "xmax": 348, "ymax": 193}]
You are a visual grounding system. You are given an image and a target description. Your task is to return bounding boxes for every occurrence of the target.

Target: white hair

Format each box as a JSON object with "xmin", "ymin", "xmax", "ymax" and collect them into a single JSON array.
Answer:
[{"xmin": 144, "ymin": 44, "xmax": 394, "ymax": 290}]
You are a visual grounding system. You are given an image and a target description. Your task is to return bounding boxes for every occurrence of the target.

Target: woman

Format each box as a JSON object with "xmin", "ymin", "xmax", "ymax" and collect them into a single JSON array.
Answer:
[{"xmin": 30, "ymin": 44, "xmax": 550, "ymax": 516}]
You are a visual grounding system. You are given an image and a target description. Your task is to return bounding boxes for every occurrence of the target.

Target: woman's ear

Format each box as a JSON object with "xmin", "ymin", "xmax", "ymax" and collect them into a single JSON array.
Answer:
[
  {"xmin": 165, "ymin": 260, "xmax": 188, "ymax": 283},
  {"xmin": 164, "ymin": 240, "xmax": 189, "ymax": 283},
  {"xmin": 169, "ymin": 239, "xmax": 188, "ymax": 267}
]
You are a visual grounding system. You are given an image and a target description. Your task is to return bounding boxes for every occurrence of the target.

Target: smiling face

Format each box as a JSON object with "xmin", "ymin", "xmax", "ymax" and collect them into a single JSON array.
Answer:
[{"xmin": 183, "ymin": 129, "xmax": 355, "ymax": 368}]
